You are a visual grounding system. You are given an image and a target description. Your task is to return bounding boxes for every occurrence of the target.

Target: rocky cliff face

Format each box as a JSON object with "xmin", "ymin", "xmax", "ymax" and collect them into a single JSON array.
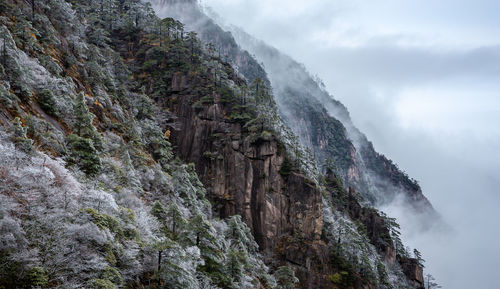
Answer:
[
  {"xmin": 399, "ymin": 257, "xmax": 425, "ymax": 289},
  {"xmin": 158, "ymin": 71, "xmax": 426, "ymax": 289},
  {"xmin": 162, "ymin": 72, "xmax": 323, "ymax": 252},
  {"xmin": 346, "ymin": 187, "xmax": 396, "ymax": 264},
  {"xmin": 149, "ymin": 68, "xmax": 332, "ymax": 288}
]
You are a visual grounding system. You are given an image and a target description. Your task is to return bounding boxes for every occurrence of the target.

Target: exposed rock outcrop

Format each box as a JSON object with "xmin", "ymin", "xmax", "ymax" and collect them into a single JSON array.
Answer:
[
  {"xmin": 164, "ymin": 73, "xmax": 323, "ymax": 253},
  {"xmin": 159, "ymin": 72, "xmax": 337, "ymax": 288},
  {"xmin": 399, "ymin": 257, "xmax": 425, "ymax": 289}
]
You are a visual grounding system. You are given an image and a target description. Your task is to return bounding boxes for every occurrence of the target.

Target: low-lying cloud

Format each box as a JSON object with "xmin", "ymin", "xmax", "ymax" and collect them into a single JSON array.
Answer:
[{"xmin": 203, "ymin": 0, "xmax": 500, "ymax": 288}]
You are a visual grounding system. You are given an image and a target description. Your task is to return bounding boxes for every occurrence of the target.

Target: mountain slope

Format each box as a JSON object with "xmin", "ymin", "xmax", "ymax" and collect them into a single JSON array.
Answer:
[
  {"xmin": 224, "ymin": 25, "xmax": 436, "ymax": 216},
  {"xmin": 1, "ymin": 0, "xmax": 427, "ymax": 288}
]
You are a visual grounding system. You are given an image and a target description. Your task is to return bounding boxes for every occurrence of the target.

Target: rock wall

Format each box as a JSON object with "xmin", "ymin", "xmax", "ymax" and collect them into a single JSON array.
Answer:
[
  {"xmin": 399, "ymin": 257, "xmax": 425, "ymax": 289},
  {"xmin": 164, "ymin": 73, "xmax": 323, "ymax": 254}
]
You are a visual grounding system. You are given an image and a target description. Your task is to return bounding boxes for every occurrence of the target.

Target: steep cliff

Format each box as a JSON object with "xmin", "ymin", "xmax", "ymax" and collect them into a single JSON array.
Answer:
[
  {"xmin": 0, "ymin": 0, "xmax": 428, "ymax": 288},
  {"xmin": 223, "ymin": 24, "xmax": 437, "ymax": 217}
]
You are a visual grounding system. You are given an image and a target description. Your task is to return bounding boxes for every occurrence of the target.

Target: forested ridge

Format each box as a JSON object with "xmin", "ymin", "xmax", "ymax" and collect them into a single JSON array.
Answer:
[{"xmin": 0, "ymin": 0, "xmax": 435, "ymax": 288}]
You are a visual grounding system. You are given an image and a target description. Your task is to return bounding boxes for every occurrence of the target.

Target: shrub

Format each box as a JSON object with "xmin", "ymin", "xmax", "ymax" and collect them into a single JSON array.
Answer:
[
  {"xmin": 279, "ymin": 157, "xmax": 293, "ymax": 176},
  {"xmin": 91, "ymin": 279, "xmax": 115, "ymax": 289},
  {"xmin": 229, "ymin": 111, "xmax": 252, "ymax": 124},
  {"xmin": 23, "ymin": 266, "xmax": 49, "ymax": 288},
  {"xmin": 9, "ymin": 117, "xmax": 33, "ymax": 153},
  {"xmin": 100, "ymin": 266, "xmax": 122, "ymax": 285},
  {"xmin": 84, "ymin": 208, "xmax": 123, "ymax": 238}
]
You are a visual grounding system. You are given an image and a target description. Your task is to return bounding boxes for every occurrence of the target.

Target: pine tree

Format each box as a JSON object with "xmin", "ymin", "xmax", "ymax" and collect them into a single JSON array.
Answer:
[
  {"xmin": 152, "ymin": 200, "xmax": 189, "ymax": 240},
  {"xmin": 382, "ymin": 214, "xmax": 406, "ymax": 257},
  {"xmin": 226, "ymin": 215, "xmax": 258, "ymax": 253},
  {"xmin": 225, "ymin": 249, "xmax": 245, "ymax": 284},
  {"xmin": 73, "ymin": 92, "xmax": 102, "ymax": 150},
  {"xmin": 377, "ymin": 261, "xmax": 392, "ymax": 289},
  {"xmin": 65, "ymin": 134, "xmax": 101, "ymax": 176},
  {"xmin": 274, "ymin": 266, "xmax": 299, "ymax": 289},
  {"xmin": 425, "ymin": 274, "xmax": 442, "ymax": 289},
  {"xmin": 11, "ymin": 7, "xmax": 40, "ymax": 53},
  {"xmin": 166, "ymin": 201, "xmax": 187, "ymax": 239},
  {"xmin": 73, "ymin": 92, "xmax": 94, "ymax": 135},
  {"xmin": 189, "ymin": 214, "xmax": 225, "ymax": 285},
  {"xmin": 413, "ymin": 249, "xmax": 425, "ymax": 267},
  {"xmin": 151, "ymin": 200, "xmax": 168, "ymax": 220},
  {"xmin": 186, "ymin": 32, "xmax": 199, "ymax": 64}
]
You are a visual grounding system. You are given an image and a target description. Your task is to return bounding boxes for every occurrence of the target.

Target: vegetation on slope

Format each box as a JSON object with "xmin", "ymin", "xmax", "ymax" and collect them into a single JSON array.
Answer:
[{"xmin": 0, "ymin": 0, "xmax": 432, "ymax": 288}]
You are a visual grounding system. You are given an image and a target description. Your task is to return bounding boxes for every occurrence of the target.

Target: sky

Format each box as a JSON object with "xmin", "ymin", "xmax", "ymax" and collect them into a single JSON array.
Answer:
[{"xmin": 201, "ymin": 0, "xmax": 500, "ymax": 288}]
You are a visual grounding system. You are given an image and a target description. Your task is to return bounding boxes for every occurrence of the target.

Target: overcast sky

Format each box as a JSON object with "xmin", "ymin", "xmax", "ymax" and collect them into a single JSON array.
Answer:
[{"xmin": 201, "ymin": 0, "xmax": 500, "ymax": 288}]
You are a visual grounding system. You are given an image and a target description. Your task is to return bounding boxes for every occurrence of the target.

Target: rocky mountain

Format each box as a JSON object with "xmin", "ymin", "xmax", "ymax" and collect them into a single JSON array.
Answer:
[
  {"xmin": 0, "ymin": 0, "xmax": 430, "ymax": 288},
  {"xmin": 149, "ymin": 0, "xmax": 437, "ymax": 217}
]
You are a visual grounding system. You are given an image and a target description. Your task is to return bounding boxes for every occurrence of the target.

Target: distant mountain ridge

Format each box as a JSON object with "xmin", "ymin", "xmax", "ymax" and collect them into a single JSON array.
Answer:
[
  {"xmin": 149, "ymin": 0, "xmax": 436, "ymax": 216},
  {"xmin": 225, "ymin": 24, "xmax": 435, "ymax": 212}
]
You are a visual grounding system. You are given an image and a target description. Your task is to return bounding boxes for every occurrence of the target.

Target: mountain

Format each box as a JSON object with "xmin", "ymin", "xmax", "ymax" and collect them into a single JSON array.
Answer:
[
  {"xmin": 0, "ymin": 0, "xmax": 431, "ymax": 288},
  {"xmin": 222, "ymin": 24, "xmax": 438, "ymax": 221}
]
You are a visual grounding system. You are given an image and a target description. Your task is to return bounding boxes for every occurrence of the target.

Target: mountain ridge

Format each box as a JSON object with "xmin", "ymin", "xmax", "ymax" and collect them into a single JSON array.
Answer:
[{"xmin": 0, "ymin": 0, "xmax": 432, "ymax": 288}]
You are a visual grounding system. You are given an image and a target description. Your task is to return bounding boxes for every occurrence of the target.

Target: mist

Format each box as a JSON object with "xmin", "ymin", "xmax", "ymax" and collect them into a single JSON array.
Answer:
[{"xmin": 201, "ymin": 0, "xmax": 500, "ymax": 288}]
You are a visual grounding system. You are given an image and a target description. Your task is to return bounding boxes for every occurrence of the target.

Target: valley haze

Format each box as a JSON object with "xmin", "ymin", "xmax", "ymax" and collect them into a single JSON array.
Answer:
[{"xmin": 201, "ymin": 0, "xmax": 500, "ymax": 288}]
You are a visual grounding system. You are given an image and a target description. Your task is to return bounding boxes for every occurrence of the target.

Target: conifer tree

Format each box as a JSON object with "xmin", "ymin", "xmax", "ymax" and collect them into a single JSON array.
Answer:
[
  {"xmin": 226, "ymin": 215, "xmax": 258, "ymax": 253},
  {"xmin": 189, "ymin": 214, "xmax": 225, "ymax": 283},
  {"xmin": 65, "ymin": 134, "xmax": 101, "ymax": 176},
  {"xmin": 425, "ymin": 274, "xmax": 441, "ymax": 289},
  {"xmin": 226, "ymin": 249, "xmax": 245, "ymax": 283},
  {"xmin": 74, "ymin": 92, "xmax": 94, "ymax": 136},
  {"xmin": 377, "ymin": 261, "xmax": 392, "ymax": 288},
  {"xmin": 413, "ymin": 249, "xmax": 425, "ymax": 267},
  {"xmin": 274, "ymin": 266, "xmax": 299, "ymax": 289},
  {"xmin": 166, "ymin": 201, "xmax": 187, "ymax": 239},
  {"xmin": 73, "ymin": 92, "xmax": 102, "ymax": 150}
]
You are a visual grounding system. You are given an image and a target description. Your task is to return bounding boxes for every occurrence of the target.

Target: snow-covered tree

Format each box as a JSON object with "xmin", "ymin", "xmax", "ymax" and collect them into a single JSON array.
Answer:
[
  {"xmin": 225, "ymin": 215, "xmax": 258, "ymax": 253},
  {"xmin": 9, "ymin": 117, "xmax": 33, "ymax": 153},
  {"xmin": 425, "ymin": 274, "xmax": 442, "ymax": 289},
  {"xmin": 274, "ymin": 266, "xmax": 299, "ymax": 289},
  {"xmin": 414, "ymin": 249, "xmax": 425, "ymax": 268}
]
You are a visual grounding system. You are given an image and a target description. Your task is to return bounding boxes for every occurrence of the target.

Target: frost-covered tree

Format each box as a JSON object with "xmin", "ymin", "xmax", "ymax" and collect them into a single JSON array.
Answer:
[
  {"xmin": 225, "ymin": 249, "xmax": 245, "ymax": 284},
  {"xmin": 11, "ymin": 7, "xmax": 41, "ymax": 54},
  {"xmin": 166, "ymin": 201, "xmax": 187, "ymax": 239},
  {"xmin": 37, "ymin": 89, "xmax": 58, "ymax": 117},
  {"xmin": 9, "ymin": 117, "xmax": 33, "ymax": 153},
  {"xmin": 413, "ymin": 249, "xmax": 425, "ymax": 267},
  {"xmin": 377, "ymin": 261, "xmax": 392, "ymax": 289},
  {"xmin": 225, "ymin": 215, "xmax": 258, "ymax": 253},
  {"xmin": 189, "ymin": 215, "xmax": 226, "ymax": 285},
  {"xmin": 274, "ymin": 266, "xmax": 299, "ymax": 289},
  {"xmin": 140, "ymin": 120, "xmax": 173, "ymax": 165},
  {"xmin": 425, "ymin": 274, "xmax": 442, "ymax": 289},
  {"xmin": 66, "ymin": 134, "xmax": 101, "ymax": 176},
  {"xmin": 152, "ymin": 200, "xmax": 188, "ymax": 241},
  {"xmin": 73, "ymin": 92, "xmax": 103, "ymax": 148},
  {"xmin": 74, "ymin": 93, "xmax": 95, "ymax": 136}
]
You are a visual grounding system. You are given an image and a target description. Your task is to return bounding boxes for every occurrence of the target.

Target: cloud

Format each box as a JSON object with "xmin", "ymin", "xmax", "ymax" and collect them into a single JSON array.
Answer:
[{"xmin": 203, "ymin": 1, "xmax": 500, "ymax": 288}]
